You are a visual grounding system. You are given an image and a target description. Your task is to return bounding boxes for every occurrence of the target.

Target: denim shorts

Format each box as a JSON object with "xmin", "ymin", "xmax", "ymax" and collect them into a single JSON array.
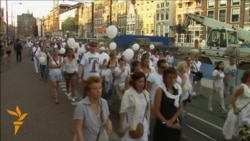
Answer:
[{"xmin": 50, "ymin": 74, "xmax": 63, "ymax": 82}]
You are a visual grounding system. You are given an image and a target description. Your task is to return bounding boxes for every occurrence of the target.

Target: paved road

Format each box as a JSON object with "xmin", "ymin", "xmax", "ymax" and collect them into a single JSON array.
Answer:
[
  {"xmin": 1, "ymin": 57, "xmax": 75, "ymax": 141},
  {"xmin": 1, "ymin": 54, "xmax": 239, "ymax": 141}
]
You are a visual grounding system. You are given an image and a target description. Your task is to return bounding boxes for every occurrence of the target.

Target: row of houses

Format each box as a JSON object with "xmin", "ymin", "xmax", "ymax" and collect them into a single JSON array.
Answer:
[{"xmin": 41, "ymin": 0, "xmax": 250, "ymax": 45}]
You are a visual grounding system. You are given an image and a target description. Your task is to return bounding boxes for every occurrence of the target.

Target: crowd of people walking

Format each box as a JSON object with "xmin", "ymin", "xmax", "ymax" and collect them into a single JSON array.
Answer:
[{"xmin": 4, "ymin": 37, "xmax": 249, "ymax": 141}]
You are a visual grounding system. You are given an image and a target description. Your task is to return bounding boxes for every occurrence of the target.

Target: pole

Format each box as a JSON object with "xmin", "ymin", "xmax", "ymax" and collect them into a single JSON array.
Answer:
[
  {"xmin": 125, "ymin": 0, "xmax": 128, "ymax": 35},
  {"xmin": 109, "ymin": 0, "xmax": 112, "ymax": 25},
  {"xmin": 6, "ymin": 0, "xmax": 9, "ymax": 44},
  {"xmin": 91, "ymin": 2, "xmax": 94, "ymax": 38}
]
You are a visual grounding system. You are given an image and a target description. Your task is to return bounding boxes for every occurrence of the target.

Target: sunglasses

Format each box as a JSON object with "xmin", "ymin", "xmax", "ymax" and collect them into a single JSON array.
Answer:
[{"xmin": 160, "ymin": 66, "xmax": 167, "ymax": 69}]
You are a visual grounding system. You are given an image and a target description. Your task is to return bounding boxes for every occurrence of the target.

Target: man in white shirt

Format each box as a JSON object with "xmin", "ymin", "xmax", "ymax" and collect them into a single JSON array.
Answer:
[
  {"xmin": 77, "ymin": 42, "xmax": 86, "ymax": 63},
  {"xmin": 224, "ymin": 56, "xmax": 237, "ymax": 98},
  {"xmin": 32, "ymin": 42, "xmax": 41, "ymax": 74},
  {"xmin": 78, "ymin": 41, "xmax": 102, "ymax": 96},
  {"xmin": 26, "ymin": 40, "xmax": 33, "ymax": 55},
  {"xmin": 146, "ymin": 59, "xmax": 167, "ymax": 106}
]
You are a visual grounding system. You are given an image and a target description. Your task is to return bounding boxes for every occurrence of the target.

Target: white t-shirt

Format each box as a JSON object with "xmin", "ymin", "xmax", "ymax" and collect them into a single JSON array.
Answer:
[
  {"xmin": 166, "ymin": 55, "xmax": 174, "ymax": 65},
  {"xmin": 32, "ymin": 47, "xmax": 40, "ymax": 57},
  {"xmin": 80, "ymin": 52, "xmax": 101, "ymax": 80},
  {"xmin": 78, "ymin": 46, "xmax": 86, "ymax": 56},
  {"xmin": 177, "ymin": 74, "xmax": 191, "ymax": 101},
  {"xmin": 114, "ymin": 67, "xmax": 129, "ymax": 85},
  {"xmin": 224, "ymin": 64, "xmax": 237, "ymax": 86},
  {"xmin": 192, "ymin": 61, "xmax": 202, "ymax": 72},
  {"xmin": 63, "ymin": 57, "xmax": 78, "ymax": 73},
  {"xmin": 212, "ymin": 70, "xmax": 225, "ymax": 88},
  {"xmin": 147, "ymin": 71, "xmax": 163, "ymax": 102}
]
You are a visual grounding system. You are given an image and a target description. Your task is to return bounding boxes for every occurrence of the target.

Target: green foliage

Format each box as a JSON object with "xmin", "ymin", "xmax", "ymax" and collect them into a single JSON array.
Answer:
[{"xmin": 62, "ymin": 17, "xmax": 78, "ymax": 32}]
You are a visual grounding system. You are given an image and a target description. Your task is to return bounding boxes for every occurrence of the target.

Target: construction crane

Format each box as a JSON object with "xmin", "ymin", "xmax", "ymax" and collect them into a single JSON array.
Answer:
[{"xmin": 178, "ymin": 13, "xmax": 250, "ymax": 57}]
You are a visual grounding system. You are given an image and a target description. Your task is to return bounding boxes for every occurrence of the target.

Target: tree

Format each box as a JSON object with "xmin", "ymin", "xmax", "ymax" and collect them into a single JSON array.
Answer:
[{"xmin": 62, "ymin": 17, "xmax": 78, "ymax": 32}]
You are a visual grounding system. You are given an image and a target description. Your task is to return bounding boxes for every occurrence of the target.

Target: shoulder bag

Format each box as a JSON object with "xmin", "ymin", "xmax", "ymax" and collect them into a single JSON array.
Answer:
[
  {"xmin": 191, "ymin": 61, "xmax": 203, "ymax": 79},
  {"xmin": 31, "ymin": 47, "xmax": 38, "ymax": 61}
]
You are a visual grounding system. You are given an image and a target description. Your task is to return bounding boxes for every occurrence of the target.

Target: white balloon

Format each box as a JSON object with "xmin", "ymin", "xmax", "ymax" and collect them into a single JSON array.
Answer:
[
  {"xmin": 100, "ymin": 52, "xmax": 110, "ymax": 64},
  {"xmin": 123, "ymin": 49, "xmax": 134, "ymax": 60},
  {"xmin": 106, "ymin": 25, "xmax": 118, "ymax": 39},
  {"xmin": 150, "ymin": 44, "xmax": 155, "ymax": 49},
  {"xmin": 67, "ymin": 38, "xmax": 76, "ymax": 48},
  {"xmin": 59, "ymin": 48, "xmax": 66, "ymax": 54},
  {"xmin": 39, "ymin": 56, "xmax": 46, "ymax": 64},
  {"xmin": 62, "ymin": 42, "xmax": 66, "ymax": 47},
  {"xmin": 109, "ymin": 42, "xmax": 117, "ymax": 50},
  {"xmin": 75, "ymin": 42, "xmax": 80, "ymax": 49},
  {"xmin": 132, "ymin": 43, "xmax": 140, "ymax": 51}
]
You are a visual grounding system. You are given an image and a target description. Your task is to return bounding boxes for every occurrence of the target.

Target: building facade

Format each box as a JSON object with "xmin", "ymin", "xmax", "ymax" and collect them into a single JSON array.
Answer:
[
  {"xmin": 78, "ymin": 3, "xmax": 92, "ymax": 38},
  {"xmin": 36, "ymin": 18, "xmax": 45, "ymax": 37},
  {"xmin": 17, "ymin": 13, "xmax": 37, "ymax": 38},
  {"xmin": 201, "ymin": 0, "xmax": 245, "ymax": 40},
  {"xmin": 126, "ymin": 2, "xmax": 136, "ymax": 35},
  {"xmin": 135, "ymin": 0, "xmax": 157, "ymax": 35},
  {"xmin": 155, "ymin": 1, "xmax": 170, "ymax": 37},
  {"xmin": 175, "ymin": 0, "xmax": 202, "ymax": 46},
  {"xmin": 244, "ymin": 0, "xmax": 250, "ymax": 30},
  {"xmin": 44, "ymin": 4, "xmax": 71, "ymax": 37},
  {"xmin": 0, "ymin": 8, "xmax": 5, "ymax": 34},
  {"xmin": 94, "ymin": 2, "xmax": 106, "ymax": 38}
]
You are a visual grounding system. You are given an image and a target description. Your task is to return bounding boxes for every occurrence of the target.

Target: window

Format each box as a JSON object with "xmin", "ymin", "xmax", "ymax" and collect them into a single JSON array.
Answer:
[
  {"xmin": 179, "ymin": 4, "xmax": 182, "ymax": 8},
  {"xmin": 231, "ymin": 8, "xmax": 240, "ymax": 22},
  {"xmin": 195, "ymin": 31, "xmax": 199, "ymax": 36},
  {"xmin": 232, "ymin": 0, "xmax": 240, "ymax": 5},
  {"xmin": 161, "ymin": 13, "xmax": 164, "ymax": 20},
  {"xmin": 165, "ymin": 13, "xmax": 169, "ymax": 20},
  {"xmin": 208, "ymin": 0, "xmax": 215, "ymax": 8},
  {"xmin": 207, "ymin": 10, "xmax": 214, "ymax": 18},
  {"xmin": 219, "ymin": 9, "xmax": 226, "ymax": 22},
  {"xmin": 156, "ymin": 13, "xmax": 159, "ymax": 20},
  {"xmin": 219, "ymin": 0, "xmax": 227, "ymax": 6}
]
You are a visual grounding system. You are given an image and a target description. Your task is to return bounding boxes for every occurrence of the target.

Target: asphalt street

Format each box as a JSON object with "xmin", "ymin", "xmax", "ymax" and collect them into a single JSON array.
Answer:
[{"xmin": 1, "ymin": 52, "xmax": 240, "ymax": 141}]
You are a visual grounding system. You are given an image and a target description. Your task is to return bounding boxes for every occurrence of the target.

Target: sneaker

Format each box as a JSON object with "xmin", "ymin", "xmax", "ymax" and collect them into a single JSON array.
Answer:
[
  {"xmin": 65, "ymin": 92, "xmax": 71, "ymax": 96},
  {"xmin": 67, "ymin": 94, "xmax": 72, "ymax": 100},
  {"xmin": 71, "ymin": 96, "xmax": 78, "ymax": 101}
]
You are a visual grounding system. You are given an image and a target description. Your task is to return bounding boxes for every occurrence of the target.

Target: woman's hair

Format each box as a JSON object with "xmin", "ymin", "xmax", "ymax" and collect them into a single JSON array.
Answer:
[
  {"xmin": 67, "ymin": 48, "xmax": 75, "ymax": 58},
  {"xmin": 214, "ymin": 61, "xmax": 224, "ymax": 71},
  {"xmin": 84, "ymin": 76, "xmax": 102, "ymax": 92},
  {"xmin": 163, "ymin": 67, "xmax": 178, "ymax": 84},
  {"xmin": 131, "ymin": 60, "xmax": 140, "ymax": 73},
  {"xmin": 241, "ymin": 70, "xmax": 250, "ymax": 83},
  {"xmin": 118, "ymin": 57, "xmax": 125, "ymax": 63},
  {"xmin": 176, "ymin": 61, "xmax": 187, "ymax": 72},
  {"xmin": 129, "ymin": 72, "xmax": 146, "ymax": 89},
  {"xmin": 141, "ymin": 53, "xmax": 150, "ymax": 67}
]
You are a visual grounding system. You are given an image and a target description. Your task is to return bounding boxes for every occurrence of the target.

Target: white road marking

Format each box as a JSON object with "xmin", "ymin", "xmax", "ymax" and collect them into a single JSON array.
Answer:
[
  {"xmin": 185, "ymin": 124, "xmax": 217, "ymax": 141},
  {"xmin": 62, "ymin": 88, "xmax": 67, "ymax": 92},
  {"xmin": 187, "ymin": 112, "xmax": 223, "ymax": 131},
  {"xmin": 59, "ymin": 82, "xmax": 66, "ymax": 85},
  {"xmin": 60, "ymin": 85, "xmax": 66, "ymax": 88}
]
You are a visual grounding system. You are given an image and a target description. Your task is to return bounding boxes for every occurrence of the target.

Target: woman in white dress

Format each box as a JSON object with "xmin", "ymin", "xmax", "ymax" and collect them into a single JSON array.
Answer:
[
  {"xmin": 223, "ymin": 70, "xmax": 250, "ymax": 140},
  {"xmin": 119, "ymin": 72, "xmax": 151, "ymax": 141}
]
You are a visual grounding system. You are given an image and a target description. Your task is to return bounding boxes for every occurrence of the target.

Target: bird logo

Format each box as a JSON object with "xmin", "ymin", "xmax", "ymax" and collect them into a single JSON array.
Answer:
[{"xmin": 7, "ymin": 106, "xmax": 28, "ymax": 135}]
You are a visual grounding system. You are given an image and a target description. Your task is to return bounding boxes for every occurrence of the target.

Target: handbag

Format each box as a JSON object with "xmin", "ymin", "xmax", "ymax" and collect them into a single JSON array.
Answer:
[
  {"xmin": 192, "ymin": 61, "xmax": 203, "ymax": 79},
  {"xmin": 96, "ymin": 100, "xmax": 110, "ymax": 141},
  {"xmin": 128, "ymin": 94, "xmax": 148, "ymax": 139},
  {"xmin": 238, "ymin": 125, "xmax": 250, "ymax": 141}
]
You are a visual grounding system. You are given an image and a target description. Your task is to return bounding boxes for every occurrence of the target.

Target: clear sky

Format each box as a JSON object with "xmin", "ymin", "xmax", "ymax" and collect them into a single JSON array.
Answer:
[{"xmin": 1, "ymin": 0, "xmax": 87, "ymax": 26}]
